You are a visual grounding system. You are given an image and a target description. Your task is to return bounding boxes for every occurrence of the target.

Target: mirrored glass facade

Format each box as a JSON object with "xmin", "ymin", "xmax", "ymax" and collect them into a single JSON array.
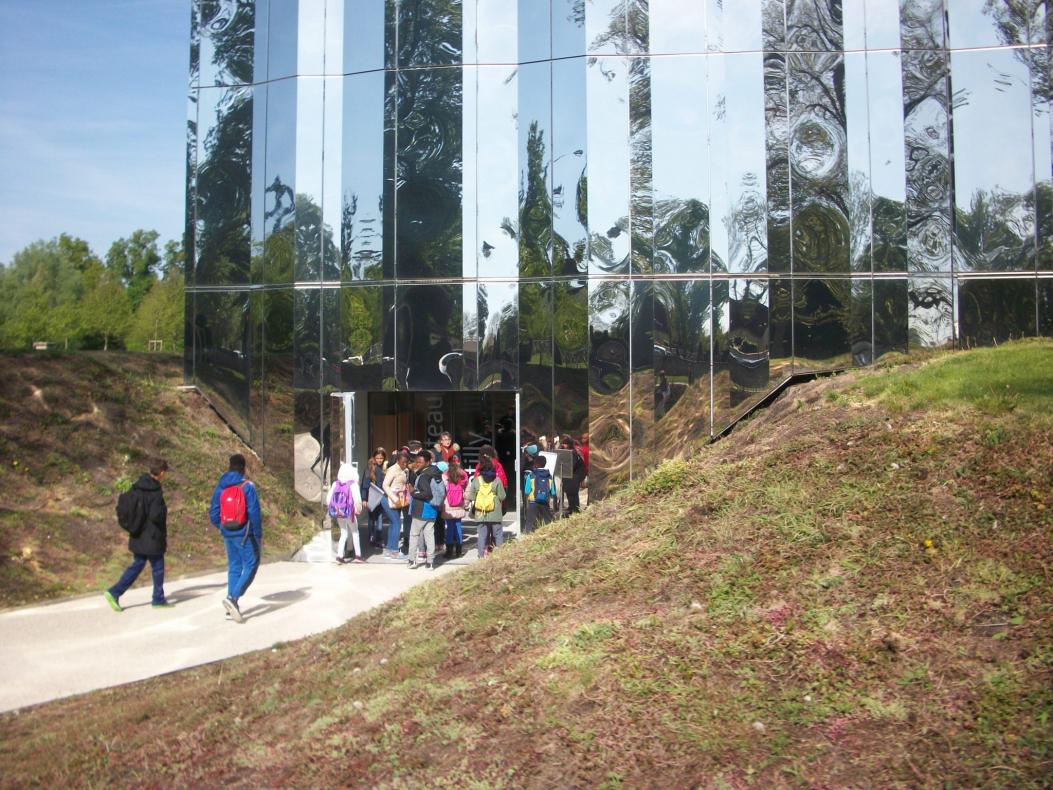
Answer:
[{"xmin": 187, "ymin": 0, "xmax": 1053, "ymax": 501}]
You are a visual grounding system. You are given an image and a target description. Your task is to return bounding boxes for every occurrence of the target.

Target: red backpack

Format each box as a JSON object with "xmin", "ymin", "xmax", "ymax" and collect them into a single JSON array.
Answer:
[{"xmin": 220, "ymin": 481, "xmax": 248, "ymax": 529}]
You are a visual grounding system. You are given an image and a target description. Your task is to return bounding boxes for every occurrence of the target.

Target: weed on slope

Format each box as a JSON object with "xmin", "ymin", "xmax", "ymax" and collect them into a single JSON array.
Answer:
[{"xmin": 1, "ymin": 341, "xmax": 1051, "ymax": 787}]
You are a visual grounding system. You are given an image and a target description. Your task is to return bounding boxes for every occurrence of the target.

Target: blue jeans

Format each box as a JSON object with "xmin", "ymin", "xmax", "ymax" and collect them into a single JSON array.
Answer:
[
  {"xmin": 381, "ymin": 501, "xmax": 404, "ymax": 552},
  {"xmin": 223, "ymin": 532, "xmax": 260, "ymax": 602},
  {"xmin": 109, "ymin": 554, "xmax": 166, "ymax": 604},
  {"xmin": 445, "ymin": 518, "xmax": 462, "ymax": 545},
  {"xmin": 477, "ymin": 522, "xmax": 503, "ymax": 557}
]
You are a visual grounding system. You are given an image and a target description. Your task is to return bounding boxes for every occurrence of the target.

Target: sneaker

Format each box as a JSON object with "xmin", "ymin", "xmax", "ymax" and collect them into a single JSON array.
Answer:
[
  {"xmin": 425, "ymin": 563, "xmax": 433, "ymax": 571},
  {"xmin": 385, "ymin": 552, "xmax": 406, "ymax": 561},
  {"xmin": 152, "ymin": 601, "xmax": 176, "ymax": 609},
  {"xmin": 408, "ymin": 560, "xmax": 419, "ymax": 570},
  {"xmin": 352, "ymin": 557, "xmax": 365, "ymax": 564},
  {"xmin": 103, "ymin": 590, "xmax": 123, "ymax": 612},
  {"xmin": 334, "ymin": 556, "xmax": 347, "ymax": 564},
  {"xmin": 222, "ymin": 596, "xmax": 244, "ymax": 624}
]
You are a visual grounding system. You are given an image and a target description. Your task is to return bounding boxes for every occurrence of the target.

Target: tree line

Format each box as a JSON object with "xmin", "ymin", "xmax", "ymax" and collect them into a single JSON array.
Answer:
[{"xmin": 0, "ymin": 231, "xmax": 184, "ymax": 353}]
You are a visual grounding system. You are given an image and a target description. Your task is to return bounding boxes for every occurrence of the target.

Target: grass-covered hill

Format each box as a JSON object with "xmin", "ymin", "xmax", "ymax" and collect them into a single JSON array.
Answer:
[
  {"xmin": 2, "ymin": 341, "xmax": 1052, "ymax": 787},
  {"xmin": 0, "ymin": 352, "xmax": 316, "ymax": 607}
]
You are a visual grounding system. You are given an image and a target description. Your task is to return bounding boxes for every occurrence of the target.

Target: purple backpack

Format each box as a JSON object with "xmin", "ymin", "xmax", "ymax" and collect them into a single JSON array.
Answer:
[{"xmin": 328, "ymin": 481, "xmax": 353, "ymax": 518}]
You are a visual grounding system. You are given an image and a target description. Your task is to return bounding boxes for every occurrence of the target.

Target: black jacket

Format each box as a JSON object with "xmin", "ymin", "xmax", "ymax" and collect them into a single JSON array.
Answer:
[{"xmin": 127, "ymin": 474, "xmax": 167, "ymax": 556}]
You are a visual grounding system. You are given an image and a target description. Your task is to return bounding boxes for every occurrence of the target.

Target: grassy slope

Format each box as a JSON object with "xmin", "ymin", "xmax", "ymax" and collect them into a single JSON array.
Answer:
[
  {"xmin": 0, "ymin": 352, "xmax": 317, "ymax": 607},
  {"xmin": 2, "ymin": 341, "xmax": 1052, "ymax": 788}
]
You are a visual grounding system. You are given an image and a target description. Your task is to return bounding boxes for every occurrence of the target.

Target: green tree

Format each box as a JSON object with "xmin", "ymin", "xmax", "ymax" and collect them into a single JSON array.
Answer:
[
  {"xmin": 127, "ymin": 272, "xmax": 185, "ymax": 352},
  {"xmin": 162, "ymin": 239, "xmax": 186, "ymax": 277},
  {"xmin": 106, "ymin": 229, "xmax": 161, "ymax": 311},
  {"xmin": 80, "ymin": 271, "xmax": 132, "ymax": 351}
]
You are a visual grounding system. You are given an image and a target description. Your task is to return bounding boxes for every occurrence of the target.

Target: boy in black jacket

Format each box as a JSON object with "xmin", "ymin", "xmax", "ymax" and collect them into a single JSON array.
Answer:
[{"xmin": 103, "ymin": 458, "xmax": 172, "ymax": 611}]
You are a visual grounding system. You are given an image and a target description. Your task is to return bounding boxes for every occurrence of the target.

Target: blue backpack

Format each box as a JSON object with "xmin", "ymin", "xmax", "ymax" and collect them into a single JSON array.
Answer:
[{"xmin": 532, "ymin": 468, "xmax": 552, "ymax": 503}]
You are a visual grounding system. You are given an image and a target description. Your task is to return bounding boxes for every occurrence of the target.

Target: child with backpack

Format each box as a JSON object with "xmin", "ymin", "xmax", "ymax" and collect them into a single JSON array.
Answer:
[
  {"xmin": 523, "ymin": 455, "xmax": 556, "ymax": 533},
  {"xmin": 442, "ymin": 458, "xmax": 469, "ymax": 558},
  {"xmin": 328, "ymin": 462, "xmax": 364, "ymax": 563},
  {"xmin": 467, "ymin": 457, "xmax": 505, "ymax": 558}
]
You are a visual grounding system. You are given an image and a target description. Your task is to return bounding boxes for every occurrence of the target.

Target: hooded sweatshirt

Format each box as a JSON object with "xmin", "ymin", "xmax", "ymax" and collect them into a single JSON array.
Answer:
[
  {"xmin": 127, "ymin": 473, "xmax": 167, "ymax": 556},
  {"xmin": 327, "ymin": 462, "xmax": 362, "ymax": 517},
  {"xmin": 209, "ymin": 470, "xmax": 262, "ymax": 541}
]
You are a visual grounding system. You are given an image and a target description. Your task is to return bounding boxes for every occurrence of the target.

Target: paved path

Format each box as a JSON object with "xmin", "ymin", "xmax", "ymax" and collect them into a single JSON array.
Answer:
[{"xmin": 0, "ymin": 551, "xmax": 478, "ymax": 713}]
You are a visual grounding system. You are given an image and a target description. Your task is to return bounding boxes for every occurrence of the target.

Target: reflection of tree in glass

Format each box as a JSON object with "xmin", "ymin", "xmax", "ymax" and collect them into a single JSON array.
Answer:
[
  {"xmin": 197, "ymin": 0, "xmax": 254, "ymax": 85},
  {"xmin": 519, "ymin": 121, "xmax": 553, "ymax": 277},
  {"xmin": 195, "ymin": 87, "xmax": 252, "ymax": 284}
]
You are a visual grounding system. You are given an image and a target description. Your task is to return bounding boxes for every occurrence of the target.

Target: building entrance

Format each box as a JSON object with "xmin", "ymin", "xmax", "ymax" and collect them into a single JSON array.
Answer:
[{"xmin": 329, "ymin": 391, "xmax": 520, "ymax": 512}]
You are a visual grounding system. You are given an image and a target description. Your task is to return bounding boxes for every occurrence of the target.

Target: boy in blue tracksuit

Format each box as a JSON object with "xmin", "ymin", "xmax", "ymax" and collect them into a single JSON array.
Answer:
[{"xmin": 209, "ymin": 453, "xmax": 262, "ymax": 623}]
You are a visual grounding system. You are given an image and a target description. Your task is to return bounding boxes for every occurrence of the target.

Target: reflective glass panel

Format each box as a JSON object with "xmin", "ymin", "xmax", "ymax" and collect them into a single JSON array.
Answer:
[
  {"xmin": 397, "ymin": 0, "xmax": 463, "ymax": 68},
  {"xmin": 553, "ymin": 0, "xmax": 586, "ymax": 58},
  {"xmin": 341, "ymin": 71, "xmax": 387, "ymax": 281},
  {"xmin": 650, "ymin": 0, "xmax": 705, "ymax": 54},
  {"xmin": 263, "ymin": 288, "xmax": 294, "ymax": 475},
  {"xmin": 868, "ymin": 50, "xmax": 908, "ymax": 273},
  {"xmin": 395, "ymin": 284, "xmax": 466, "ymax": 389},
  {"xmin": 765, "ymin": 45, "xmax": 790, "ymax": 274},
  {"xmin": 472, "ymin": 0, "xmax": 517, "ymax": 64},
  {"xmin": 629, "ymin": 56, "xmax": 654, "ymax": 274},
  {"xmin": 185, "ymin": 92, "xmax": 198, "ymax": 285},
  {"xmin": 340, "ymin": 284, "xmax": 395, "ymax": 390},
  {"xmin": 769, "ymin": 276, "xmax": 793, "ymax": 377},
  {"xmin": 789, "ymin": 43, "xmax": 850, "ymax": 274},
  {"xmin": 553, "ymin": 278, "xmax": 589, "ymax": 439},
  {"xmin": 344, "ymin": 0, "xmax": 386, "ymax": 74},
  {"xmin": 264, "ymin": 78, "xmax": 297, "ymax": 284},
  {"xmin": 711, "ymin": 53, "xmax": 768, "ymax": 274},
  {"xmin": 478, "ymin": 281, "xmax": 518, "ymax": 390},
  {"xmin": 396, "ymin": 67, "xmax": 463, "ymax": 278},
  {"xmin": 653, "ymin": 279, "xmax": 711, "ymax": 456},
  {"xmin": 195, "ymin": 86, "xmax": 252, "ymax": 285},
  {"xmin": 295, "ymin": 288, "xmax": 322, "ymax": 390},
  {"xmin": 322, "ymin": 77, "xmax": 343, "ymax": 281},
  {"xmin": 294, "ymin": 389, "xmax": 325, "ymax": 505},
  {"xmin": 786, "ymin": 0, "xmax": 842, "ymax": 51},
  {"xmin": 589, "ymin": 280, "xmax": 630, "ymax": 497},
  {"xmin": 190, "ymin": 2, "xmax": 201, "ymax": 89},
  {"xmin": 949, "ymin": 0, "xmax": 1023, "ymax": 49},
  {"xmin": 713, "ymin": 279, "xmax": 769, "ymax": 434},
  {"xmin": 845, "ymin": 52, "xmax": 871, "ymax": 272},
  {"xmin": 194, "ymin": 290, "xmax": 251, "ymax": 437},
  {"xmin": 843, "ymin": 0, "xmax": 865, "ymax": 51},
  {"xmin": 793, "ymin": 278, "xmax": 852, "ymax": 372},
  {"xmin": 474, "ymin": 66, "xmax": 519, "ymax": 279},
  {"xmin": 865, "ymin": 0, "xmax": 901, "ymax": 49},
  {"xmin": 958, "ymin": 279, "xmax": 1037, "ymax": 346},
  {"xmin": 298, "ymin": 0, "xmax": 326, "ymax": 75},
  {"xmin": 296, "ymin": 78, "xmax": 327, "ymax": 282},
  {"xmin": 848, "ymin": 278, "xmax": 873, "ymax": 365},
  {"xmin": 1031, "ymin": 46, "xmax": 1053, "ymax": 269},
  {"xmin": 630, "ymin": 280, "xmax": 654, "ymax": 475},
  {"xmin": 586, "ymin": 0, "xmax": 626, "ymax": 55},
  {"xmin": 902, "ymin": 46, "xmax": 951, "ymax": 272},
  {"xmin": 552, "ymin": 57, "xmax": 588, "ymax": 276},
  {"xmin": 708, "ymin": 0, "xmax": 764, "ymax": 53},
  {"xmin": 518, "ymin": 60, "xmax": 552, "ymax": 278},
  {"xmin": 908, "ymin": 276, "xmax": 953, "ymax": 347},
  {"xmin": 322, "ymin": 287, "xmax": 342, "ymax": 388},
  {"xmin": 952, "ymin": 49, "xmax": 1035, "ymax": 273},
  {"xmin": 250, "ymin": 290, "xmax": 265, "ymax": 447},
  {"xmin": 652, "ymin": 56, "xmax": 709, "ymax": 274},
  {"xmin": 519, "ymin": 281, "xmax": 553, "ymax": 443},
  {"xmin": 587, "ymin": 57, "xmax": 630, "ymax": 275},
  {"xmin": 874, "ymin": 278, "xmax": 909, "ymax": 359},
  {"xmin": 268, "ymin": 0, "xmax": 299, "ymax": 80},
  {"xmin": 198, "ymin": 0, "xmax": 255, "ymax": 86},
  {"xmin": 250, "ymin": 83, "xmax": 267, "ymax": 284},
  {"xmin": 518, "ymin": 0, "xmax": 551, "ymax": 63}
]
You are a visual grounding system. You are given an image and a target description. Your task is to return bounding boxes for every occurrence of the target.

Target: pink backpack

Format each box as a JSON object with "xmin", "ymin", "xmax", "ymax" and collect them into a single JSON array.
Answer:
[{"xmin": 445, "ymin": 477, "xmax": 465, "ymax": 508}]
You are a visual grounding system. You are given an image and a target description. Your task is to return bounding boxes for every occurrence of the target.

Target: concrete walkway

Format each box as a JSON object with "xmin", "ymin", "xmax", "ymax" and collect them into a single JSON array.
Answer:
[{"xmin": 0, "ymin": 548, "xmax": 481, "ymax": 713}]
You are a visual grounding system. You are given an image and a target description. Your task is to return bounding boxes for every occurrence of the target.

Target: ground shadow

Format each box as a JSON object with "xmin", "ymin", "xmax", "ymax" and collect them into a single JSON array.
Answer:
[{"xmin": 240, "ymin": 587, "xmax": 310, "ymax": 621}]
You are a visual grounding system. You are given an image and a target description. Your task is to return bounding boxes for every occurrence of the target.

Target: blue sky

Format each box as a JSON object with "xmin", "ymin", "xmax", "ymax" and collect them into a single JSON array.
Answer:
[{"xmin": 0, "ymin": 0, "xmax": 189, "ymax": 264}]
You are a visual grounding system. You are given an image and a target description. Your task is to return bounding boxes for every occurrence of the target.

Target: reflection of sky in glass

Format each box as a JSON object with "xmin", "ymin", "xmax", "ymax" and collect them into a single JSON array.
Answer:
[
  {"xmin": 587, "ymin": 57, "xmax": 630, "ymax": 273},
  {"xmin": 467, "ymin": 0, "xmax": 517, "ymax": 64},
  {"xmin": 344, "ymin": 0, "xmax": 385, "ymax": 74},
  {"xmin": 649, "ymin": 0, "xmax": 705, "ymax": 54},
  {"xmin": 474, "ymin": 66, "xmax": 518, "ymax": 277},
  {"xmin": 865, "ymin": 0, "xmax": 902, "ymax": 50},
  {"xmin": 708, "ymin": 0, "xmax": 762, "ymax": 53},
  {"xmin": 268, "ymin": 0, "xmax": 299, "ymax": 81},
  {"xmin": 710, "ymin": 53, "xmax": 767, "ymax": 273},
  {"xmin": 843, "ymin": 0, "xmax": 865, "ymax": 51},
  {"xmin": 951, "ymin": 49, "xmax": 1033, "ymax": 202},
  {"xmin": 651, "ymin": 56, "xmax": 707, "ymax": 205},
  {"xmin": 948, "ymin": 0, "xmax": 1006, "ymax": 49},
  {"xmin": 298, "ymin": 0, "xmax": 326, "ymax": 75},
  {"xmin": 866, "ymin": 51, "xmax": 906, "ymax": 202},
  {"xmin": 266, "ymin": 79, "xmax": 297, "ymax": 236},
  {"xmin": 586, "ymin": 0, "xmax": 624, "ymax": 55},
  {"xmin": 845, "ymin": 51, "xmax": 871, "ymax": 268},
  {"xmin": 297, "ymin": 78, "xmax": 324, "ymax": 211}
]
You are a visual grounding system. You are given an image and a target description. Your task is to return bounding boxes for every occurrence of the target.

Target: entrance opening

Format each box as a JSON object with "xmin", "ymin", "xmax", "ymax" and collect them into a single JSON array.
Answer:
[{"xmin": 329, "ymin": 391, "xmax": 520, "ymax": 513}]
